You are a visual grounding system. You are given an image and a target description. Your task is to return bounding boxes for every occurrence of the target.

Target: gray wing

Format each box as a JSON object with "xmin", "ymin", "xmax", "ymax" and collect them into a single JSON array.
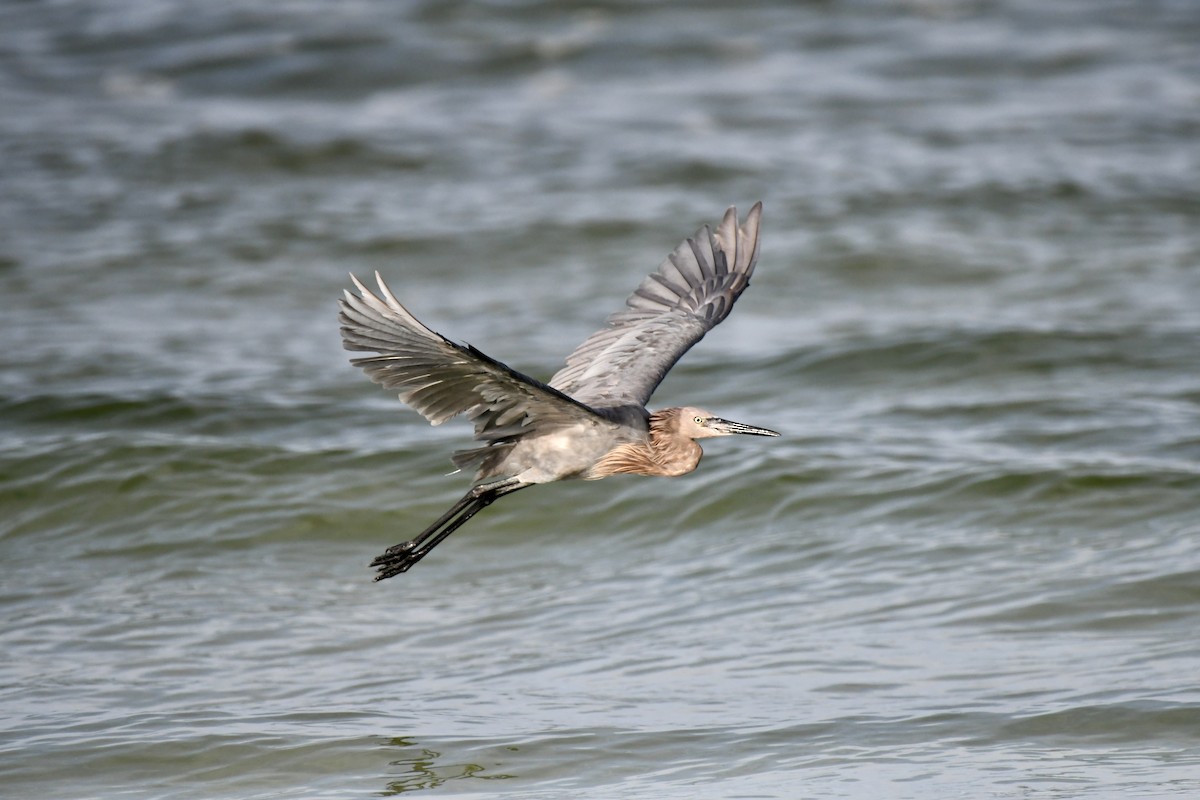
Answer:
[
  {"xmin": 339, "ymin": 272, "xmax": 604, "ymax": 446},
  {"xmin": 548, "ymin": 202, "xmax": 763, "ymax": 409}
]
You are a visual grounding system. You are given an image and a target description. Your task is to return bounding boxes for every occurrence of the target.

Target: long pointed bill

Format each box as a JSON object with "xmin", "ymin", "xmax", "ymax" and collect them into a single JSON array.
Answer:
[{"xmin": 709, "ymin": 417, "xmax": 780, "ymax": 437}]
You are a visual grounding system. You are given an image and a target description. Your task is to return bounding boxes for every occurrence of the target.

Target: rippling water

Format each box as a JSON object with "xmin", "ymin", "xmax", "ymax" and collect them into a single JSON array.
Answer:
[{"xmin": 3, "ymin": 1, "xmax": 1199, "ymax": 798}]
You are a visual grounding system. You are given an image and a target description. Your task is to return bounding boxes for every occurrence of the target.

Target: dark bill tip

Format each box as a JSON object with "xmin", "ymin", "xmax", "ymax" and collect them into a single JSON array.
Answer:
[{"xmin": 711, "ymin": 417, "xmax": 780, "ymax": 437}]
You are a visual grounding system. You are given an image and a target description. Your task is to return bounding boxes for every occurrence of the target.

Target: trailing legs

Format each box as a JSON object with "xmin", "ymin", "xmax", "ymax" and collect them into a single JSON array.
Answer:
[{"xmin": 370, "ymin": 477, "xmax": 528, "ymax": 581}]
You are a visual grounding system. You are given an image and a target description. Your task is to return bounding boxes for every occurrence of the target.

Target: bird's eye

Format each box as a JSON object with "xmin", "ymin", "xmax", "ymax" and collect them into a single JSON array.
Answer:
[{"xmin": 694, "ymin": 416, "xmax": 704, "ymax": 425}]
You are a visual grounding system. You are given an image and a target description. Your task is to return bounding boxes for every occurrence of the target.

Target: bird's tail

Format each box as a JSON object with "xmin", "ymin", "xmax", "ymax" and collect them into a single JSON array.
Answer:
[{"xmin": 450, "ymin": 442, "xmax": 516, "ymax": 474}]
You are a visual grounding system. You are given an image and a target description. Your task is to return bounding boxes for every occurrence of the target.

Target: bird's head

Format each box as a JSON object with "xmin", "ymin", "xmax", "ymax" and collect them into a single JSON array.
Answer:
[{"xmin": 676, "ymin": 407, "xmax": 780, "ymax": 440}]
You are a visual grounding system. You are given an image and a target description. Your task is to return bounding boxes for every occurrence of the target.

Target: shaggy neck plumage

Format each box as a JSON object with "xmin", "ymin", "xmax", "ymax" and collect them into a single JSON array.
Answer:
[{"xmin": 587, "ymin": 408, "xmax": 703, "ymax": 478}]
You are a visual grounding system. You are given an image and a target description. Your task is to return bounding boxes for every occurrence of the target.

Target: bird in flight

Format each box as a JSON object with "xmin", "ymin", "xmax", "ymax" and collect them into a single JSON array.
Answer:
[{"xmin": 339, "ymin": 202, "xmax": 778, "ymax": 580}]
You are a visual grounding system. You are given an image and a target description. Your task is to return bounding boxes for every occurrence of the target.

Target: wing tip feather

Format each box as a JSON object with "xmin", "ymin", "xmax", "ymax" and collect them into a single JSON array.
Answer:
[{"xmin": 549, "ymin": 202, "xmax": 766, "ymax": 405}]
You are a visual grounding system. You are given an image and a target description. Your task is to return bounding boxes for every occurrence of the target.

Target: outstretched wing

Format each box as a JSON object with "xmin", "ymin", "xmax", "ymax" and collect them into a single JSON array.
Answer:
[
  {"xmin": 339, "ymin": 272, "xmax": 603, "ymax": 446},
  {"xmin": 548, "ymin": 202, "xmax": 763, "ymax": 409}
]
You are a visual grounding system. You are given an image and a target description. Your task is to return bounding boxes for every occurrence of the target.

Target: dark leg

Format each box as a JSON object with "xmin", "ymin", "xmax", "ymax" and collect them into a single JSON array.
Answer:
[{"xmin": 370, "ymin": 478, "xmax": 528, "ymax": 581}]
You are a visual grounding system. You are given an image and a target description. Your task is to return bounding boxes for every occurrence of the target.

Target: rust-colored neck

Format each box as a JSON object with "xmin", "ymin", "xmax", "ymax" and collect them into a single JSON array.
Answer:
[{"xmin": 587, "ymin": 408, "xmax": 703, "ymax": 478}]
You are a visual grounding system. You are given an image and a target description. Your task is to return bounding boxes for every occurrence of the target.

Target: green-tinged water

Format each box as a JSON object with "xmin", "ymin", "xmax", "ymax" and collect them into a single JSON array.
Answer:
[{"xmin": 2, "ymin": 1, "xmax": 1199, "ymax": 798}]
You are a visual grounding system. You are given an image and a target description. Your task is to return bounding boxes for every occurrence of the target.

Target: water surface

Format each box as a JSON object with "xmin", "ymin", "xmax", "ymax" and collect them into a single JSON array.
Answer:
[{"xmin": 2, "ymin": 1, "xmax": 1199, "ymax": 797}]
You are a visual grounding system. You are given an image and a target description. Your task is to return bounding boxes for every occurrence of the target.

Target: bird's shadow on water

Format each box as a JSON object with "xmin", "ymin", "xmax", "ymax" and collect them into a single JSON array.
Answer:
[{"xmin": 376, "ymin": 736, "xmax": 518, "ymax": 795}]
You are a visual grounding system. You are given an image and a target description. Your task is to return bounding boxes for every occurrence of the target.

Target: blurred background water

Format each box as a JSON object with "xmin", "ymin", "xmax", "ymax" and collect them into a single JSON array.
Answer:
[{"xmin": 2, "ymin": 1, "xmax": 1199, "ymax": 797}]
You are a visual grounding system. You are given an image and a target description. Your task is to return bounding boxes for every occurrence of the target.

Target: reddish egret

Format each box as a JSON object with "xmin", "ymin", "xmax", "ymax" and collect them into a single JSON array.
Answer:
[{"xmin": 339, "ymin": 203, "xmax": 778, "ymax": 580}]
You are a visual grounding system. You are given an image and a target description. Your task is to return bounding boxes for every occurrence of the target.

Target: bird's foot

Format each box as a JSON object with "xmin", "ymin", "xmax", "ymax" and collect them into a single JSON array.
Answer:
[
  {"xmin": 369, "ymin": 540, "xmax": 419, "ymax": 581},
  {"xmin": 374, "ymin": 540, "xmax": 417, "ymax": 560}
]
